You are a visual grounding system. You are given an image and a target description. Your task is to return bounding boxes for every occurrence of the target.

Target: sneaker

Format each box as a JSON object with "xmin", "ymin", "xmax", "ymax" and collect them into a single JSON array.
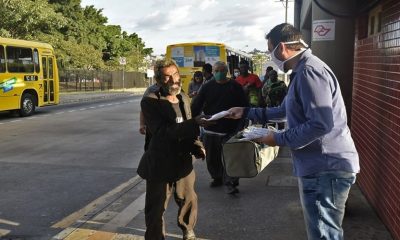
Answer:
[
  {"xmin": 183, "ymin": 230, "xmax": 196, "ymax": 240},
  {"xmin": 226, "ymin": 183, "xmax": 239, "ymax": 194},
  {"xmin": 209, "ymin": 178, "xmax": 223, "ymax": 187}
]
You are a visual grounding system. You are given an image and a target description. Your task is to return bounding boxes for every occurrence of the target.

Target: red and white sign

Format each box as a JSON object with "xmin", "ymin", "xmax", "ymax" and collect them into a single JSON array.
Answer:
[{"xmin": 312, "ymin": 19, "xmax": 335, "ymax": 41}]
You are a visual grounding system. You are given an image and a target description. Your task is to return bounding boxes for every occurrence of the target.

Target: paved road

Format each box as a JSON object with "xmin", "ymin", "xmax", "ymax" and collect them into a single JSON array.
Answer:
[{"xmin": 0, "ymin": 96, "xmax": 144, "ymax": 239}]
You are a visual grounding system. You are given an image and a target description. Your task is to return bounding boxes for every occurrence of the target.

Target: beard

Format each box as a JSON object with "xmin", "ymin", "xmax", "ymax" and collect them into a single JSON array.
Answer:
[{"xmin": 161, "ymin": 80, "xmax": 182, "ymax": 96}]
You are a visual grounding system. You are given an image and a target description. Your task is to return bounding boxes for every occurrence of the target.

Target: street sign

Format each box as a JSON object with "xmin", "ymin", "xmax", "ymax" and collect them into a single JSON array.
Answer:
[
  {"xmin": 119, "ymin": 57, "xmax": 127, "ymax": 65},
  {"xmin": 146, "ymin": 69, "xmax": 154, "ymax": 78},
  {"xmin": 312, "ymin": 19, "xmax": 335, "ymax": 41}
]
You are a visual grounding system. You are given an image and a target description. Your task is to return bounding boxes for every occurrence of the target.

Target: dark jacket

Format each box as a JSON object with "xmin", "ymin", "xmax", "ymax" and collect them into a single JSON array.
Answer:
[{"xmin": 137, "ymin": 88, "xmax": 203, "ymax": 182}]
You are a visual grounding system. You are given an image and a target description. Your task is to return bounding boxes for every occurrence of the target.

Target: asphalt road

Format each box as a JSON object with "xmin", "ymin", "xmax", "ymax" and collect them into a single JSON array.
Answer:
[{"xmin": 0, "ymin": 96, "xmax": 144, "ymax": 239}]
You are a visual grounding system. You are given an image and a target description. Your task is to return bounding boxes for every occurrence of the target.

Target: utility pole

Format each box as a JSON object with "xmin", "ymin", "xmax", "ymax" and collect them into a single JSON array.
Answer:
[{"xmin": 285, "ymin": 0, "xmax": 288, "ymax": 23}]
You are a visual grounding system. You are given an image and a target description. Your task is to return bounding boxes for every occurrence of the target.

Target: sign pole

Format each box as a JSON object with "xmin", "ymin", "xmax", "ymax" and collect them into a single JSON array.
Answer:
[
  {"xmin": 119, "ymin": 57, "xmax": 127, "ymax": 92},
  {"xmin": 122, "ymin": 65, "xmax": 125, "ymax": 92}
]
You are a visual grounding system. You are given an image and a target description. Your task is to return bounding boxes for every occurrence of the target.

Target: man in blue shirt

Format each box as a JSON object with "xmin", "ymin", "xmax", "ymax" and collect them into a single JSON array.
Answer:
[{"xmin": 227, "ymin": 23, "xmax": 360, "ymax": 240}]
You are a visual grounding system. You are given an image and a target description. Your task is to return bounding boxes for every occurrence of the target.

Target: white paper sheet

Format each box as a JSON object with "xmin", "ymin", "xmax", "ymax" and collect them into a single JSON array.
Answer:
[{"xmin": 202, "ymin": 110, "xmax": 230, "ymax": 121}]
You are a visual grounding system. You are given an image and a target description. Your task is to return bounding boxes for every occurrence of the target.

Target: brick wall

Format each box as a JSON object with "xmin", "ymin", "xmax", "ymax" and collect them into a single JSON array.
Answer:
[{"xmin": 352, "ymin": 0, "xmax": 400, "ymax": 239}]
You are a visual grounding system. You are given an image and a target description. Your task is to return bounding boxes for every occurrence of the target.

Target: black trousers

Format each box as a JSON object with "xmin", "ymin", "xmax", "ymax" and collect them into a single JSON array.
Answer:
[
  {"xmin": 203, "ymin": 133, "xmax": 238, "ymax": 185},
  {"xmin": 144, "ymin": 170, "xmax": 197, "ymax": 240}
]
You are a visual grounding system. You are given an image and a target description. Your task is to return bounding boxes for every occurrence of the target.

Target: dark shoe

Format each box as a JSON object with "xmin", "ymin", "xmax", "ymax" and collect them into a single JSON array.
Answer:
[
  {"xmin": 183, "ymin": 230, "xmax": 196, "ymax": 240},
  {"xmin": 226, "ymin": 184, "xmax": 239, "ymax": 194},
  {"xmin": 209, "ymin": 178, "xmax": 223, "ymax": 187}
]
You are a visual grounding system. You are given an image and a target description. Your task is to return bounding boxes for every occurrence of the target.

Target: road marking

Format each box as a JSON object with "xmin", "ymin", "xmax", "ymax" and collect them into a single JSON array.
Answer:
[
  {"xmin": 0, "ymin": 218, "xmax": 19, "ymax": 226},
  {"xmin": 89, "ymin": 107, "xmax": 96, "ymax": 109},
  {"xmin": 0, "ymin": 229, "xmax": 11, "ymax": 237},
  {"xmin": 52, "ymin": 175, "xmax": 141, "ymax": 229},
  {"xmin": 68, "ymin": 110, "xmax": 77, "ymax": 113},
  {"xmin": 101, "ymin": 193, "xmax": 146, "ymax": 232},
  {"xmin": 56, "ymin": 112, "xmax": 65, "ymax": 115},
  {"xmin": 9, "ymin": 119, "xmax": 22, "ymax": 123}
]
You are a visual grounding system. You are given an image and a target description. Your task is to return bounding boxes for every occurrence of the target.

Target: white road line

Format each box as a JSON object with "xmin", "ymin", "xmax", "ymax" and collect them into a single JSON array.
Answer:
[
  {"xmin": 55, "ymin": 112, "xmax": 65, "ymax": 115},
  {"xmin": 68, "ymin": 110, "xmax": 77, "ymax": 113},
  {"xmin": 79, "ymin": 108, "xmax": 87, "ymax": 111},
  {"xmin": 0, "ymin": 219, "xmax": 19, "ymax": 226},
  {"xmin": 89, "ymin": 106, "xmax": 96, "ymax": 109},
  {"xmin": 101, "ymin": 192, "xmax": 146, "ymax": 232},
  {"xmin": 9, "ymin": 120, "xmax": 22, "ymax": 123},
  {"xmin": 52, "ymin": 175, "xmax": 141, "ymax": 229}
]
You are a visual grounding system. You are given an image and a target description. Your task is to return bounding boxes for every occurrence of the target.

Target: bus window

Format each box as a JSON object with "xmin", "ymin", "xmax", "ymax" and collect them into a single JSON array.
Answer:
[
  {"xmin": 6, "ymin": 46, "xmax": 34, "ymax": 73},
  {"xmin": 0, "ymin": 45, "xmax": 5, "ymax": 73},
  {"xmin": 34, "ymin": 49, "xmax": 40, "ymax": 73},
  {"xmin": 42, "ymin": 57, "xmax": 48, "ymax": 79},
  {"xmin": 49, "ymin": 57, "xmax": 54, "ymax": 79}
]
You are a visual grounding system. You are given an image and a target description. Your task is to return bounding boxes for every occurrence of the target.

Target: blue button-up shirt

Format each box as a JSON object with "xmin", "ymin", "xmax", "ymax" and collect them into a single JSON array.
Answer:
[{"xmin": 247, "ymin": 49, "xmax": 360, "ymax": 177}]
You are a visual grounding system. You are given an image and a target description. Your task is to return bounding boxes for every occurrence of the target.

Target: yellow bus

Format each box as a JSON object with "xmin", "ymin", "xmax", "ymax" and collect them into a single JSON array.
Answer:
[
  {"xmin": 165, "ymin": 42, "xmax": 253, "ymax": 93},
  {"xmin": 0, "ymin": 37, "xmax": 59, "ymax": 116}
]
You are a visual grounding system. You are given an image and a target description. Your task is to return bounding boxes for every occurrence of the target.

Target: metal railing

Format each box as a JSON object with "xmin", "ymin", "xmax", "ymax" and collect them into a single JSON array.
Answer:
[{"xmin": 59, "ymin": 69, "xmax": 147, "ymax": 92}]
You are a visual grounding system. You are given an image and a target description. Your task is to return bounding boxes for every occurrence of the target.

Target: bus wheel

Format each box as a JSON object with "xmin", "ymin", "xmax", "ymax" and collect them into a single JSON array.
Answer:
[{"xmin": 19, "ymin": 93, "xmax": 35, "ymax": 117}]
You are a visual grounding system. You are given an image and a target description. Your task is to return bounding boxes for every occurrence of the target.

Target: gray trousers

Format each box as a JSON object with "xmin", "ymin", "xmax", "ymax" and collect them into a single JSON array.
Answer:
[{"xmin": 144, "ymin": 170, "xmax": 197, "ymax": 240}]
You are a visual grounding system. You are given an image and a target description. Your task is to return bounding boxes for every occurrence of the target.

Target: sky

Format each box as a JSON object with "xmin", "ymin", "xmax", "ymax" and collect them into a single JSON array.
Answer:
[{"xmin": 80, "ymin": 0, "xmax": 294, "ymax": 55}]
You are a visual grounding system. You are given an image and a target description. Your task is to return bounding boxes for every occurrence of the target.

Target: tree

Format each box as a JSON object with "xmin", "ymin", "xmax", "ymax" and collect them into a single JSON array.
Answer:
[
  {"xmin": 0, "ymin": 0, "xmax": 153, "ymax": 71},
  {"xmin": 0, "ymin": 0, "xmax": 66, "ymax": 38}
]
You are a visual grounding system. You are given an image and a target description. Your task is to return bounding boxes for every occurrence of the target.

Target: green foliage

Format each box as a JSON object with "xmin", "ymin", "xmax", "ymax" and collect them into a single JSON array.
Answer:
[{"xmin": 0, "ymin": 0, "xmax": 153, "ymax": 71}]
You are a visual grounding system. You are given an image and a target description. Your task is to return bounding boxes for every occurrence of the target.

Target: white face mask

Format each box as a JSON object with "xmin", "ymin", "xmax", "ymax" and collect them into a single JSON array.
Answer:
[
  {"xmin": 270, "ymin": 39, "xmax": 308, "ymax": 72},
  {"xmin": 234, "ymin": 72, "xmax": 240, "ymax": 77}
]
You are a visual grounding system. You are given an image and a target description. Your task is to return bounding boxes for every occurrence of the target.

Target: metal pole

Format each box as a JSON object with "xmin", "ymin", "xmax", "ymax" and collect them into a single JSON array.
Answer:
[
  {"xmin": 284, "ymin": 0, "xmax": 289, "ymax": 83},
  {"xmin": 285, "ymin": 0, "xmax": 288, "ymax": 23},
  {"xmin": 122, "ymin": 65, "xmax": 125, "ymax": 92}
]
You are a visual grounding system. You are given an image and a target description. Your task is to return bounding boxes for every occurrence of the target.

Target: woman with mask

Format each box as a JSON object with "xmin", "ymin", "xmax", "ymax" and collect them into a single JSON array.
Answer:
[
  {"xmin": 191, "ymin": 61, "xmax": 248, "ymax": 194},
  {"xmin": 232, "ymin": 67, "xmax": 240, "ymax": 80},
  {"xmin": 188, "ymin": 71, "xmax": 204, "ymax": 98}
]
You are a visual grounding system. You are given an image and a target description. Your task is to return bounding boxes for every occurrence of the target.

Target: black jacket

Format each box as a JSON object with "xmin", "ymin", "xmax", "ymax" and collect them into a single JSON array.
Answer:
[{"xmin": 137, "ymin": 89, "xmax": 203, "ymax": 182}]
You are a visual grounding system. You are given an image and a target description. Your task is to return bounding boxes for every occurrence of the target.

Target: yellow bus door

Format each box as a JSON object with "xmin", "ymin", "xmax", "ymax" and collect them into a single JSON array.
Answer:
[{"xmin": 42, "ymin": 56, "xmax": 55, "ymax": 104}]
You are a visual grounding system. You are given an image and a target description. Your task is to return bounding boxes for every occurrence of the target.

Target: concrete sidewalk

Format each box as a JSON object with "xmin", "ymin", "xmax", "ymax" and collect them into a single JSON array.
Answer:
[
  {"xmin": 53, "ymin": 147, "xmax": 393, "ymax": 240},
  {"xmin": 59, "ymin": 88, "xmax": 147, "ymax": 104}
]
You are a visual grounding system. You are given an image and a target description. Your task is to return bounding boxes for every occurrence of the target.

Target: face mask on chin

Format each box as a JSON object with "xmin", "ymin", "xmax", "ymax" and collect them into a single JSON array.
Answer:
[
  {"xmin": 234, "ymin": 72, "xmax": 240, "ymax": 77},
  {"xmin": 270, "ymin": 39, "xmax": 308, "ymax": 72}
]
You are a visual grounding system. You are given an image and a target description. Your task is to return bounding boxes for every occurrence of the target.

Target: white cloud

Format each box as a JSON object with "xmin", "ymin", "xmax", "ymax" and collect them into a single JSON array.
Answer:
[
  {"xmin": 81, "ymin": 0, "xmax": 294, "ymax": 54},
  {"xmin": 199, "ymin": 0, "xmax": 218, "ymax": 10}
]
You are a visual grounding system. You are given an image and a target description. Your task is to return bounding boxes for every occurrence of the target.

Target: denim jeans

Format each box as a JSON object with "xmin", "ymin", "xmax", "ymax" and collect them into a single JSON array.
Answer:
[{"xmin": 298, "ymin": 171, "xmax": 356, "ymax": 240}]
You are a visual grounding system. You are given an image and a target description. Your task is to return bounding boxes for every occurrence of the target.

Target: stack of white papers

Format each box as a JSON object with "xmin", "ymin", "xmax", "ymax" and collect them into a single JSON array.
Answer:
[{"xmin": 240, "ymin": 127, "xmax": 271, "ymax": 140}]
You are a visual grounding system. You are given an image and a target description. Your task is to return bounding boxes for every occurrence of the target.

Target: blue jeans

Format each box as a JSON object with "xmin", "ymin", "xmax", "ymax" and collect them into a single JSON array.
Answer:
[{"xmin": 298, "ymin": 171, "xmax": 356, "ymax": 240}]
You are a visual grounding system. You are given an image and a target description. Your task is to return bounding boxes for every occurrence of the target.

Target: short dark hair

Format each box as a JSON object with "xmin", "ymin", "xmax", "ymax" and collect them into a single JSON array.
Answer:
[
  {"xmin": 239, "ymin": 59, "xmax": 249, "ymax": 66},
  {"xmin": 266, "ymin": 66, "xmax": 273, "ymax": 72},
  {"xmin": 202, "ymin": 63, "xmax": 213, "ymax": 74},
  {"xmin": 265, "ymin": 23, "xmax": 303, "ymax": 50}
]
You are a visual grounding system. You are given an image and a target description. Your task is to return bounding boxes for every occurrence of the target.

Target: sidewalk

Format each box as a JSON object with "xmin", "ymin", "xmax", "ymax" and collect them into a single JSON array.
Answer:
[
  {"xmin": 52, "ymin": 147, "xmax": 393, "ymax": 240},
  {"xmin": 59, "ymin": 88, "xmax": 147, "ymax": 104}
]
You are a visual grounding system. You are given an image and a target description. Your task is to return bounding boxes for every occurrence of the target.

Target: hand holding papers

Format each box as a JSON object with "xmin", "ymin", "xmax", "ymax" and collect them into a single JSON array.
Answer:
[{"xmin": 240, "ymin": 127, "xmax": 271, "ymax": 141}]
